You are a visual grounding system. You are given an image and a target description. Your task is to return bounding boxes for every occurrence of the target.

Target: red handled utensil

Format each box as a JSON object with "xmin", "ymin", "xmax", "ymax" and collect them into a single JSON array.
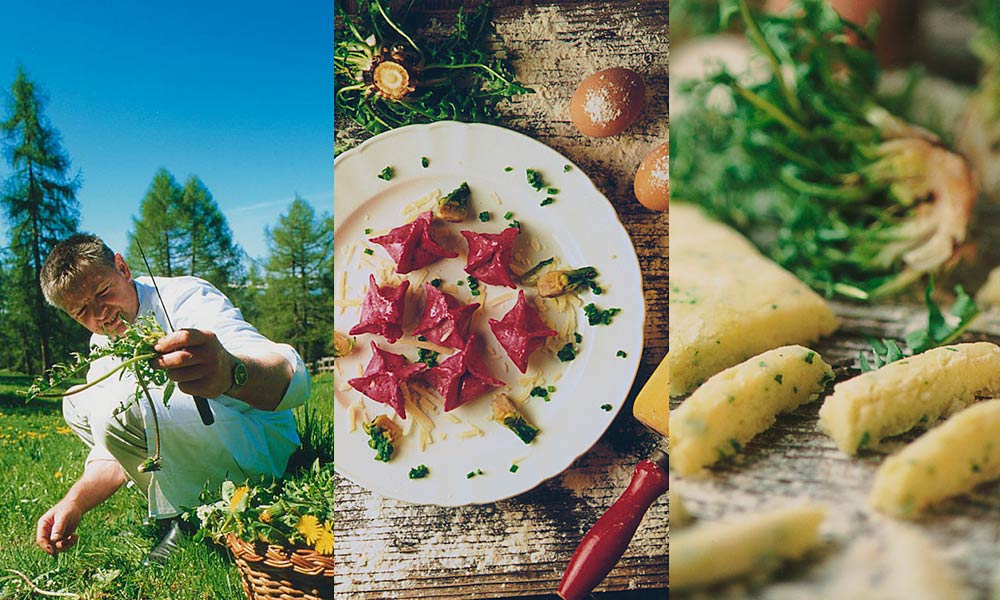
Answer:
[{"xmin": 557, "ymin": 445, "xmax": 668, "ymax": 600}]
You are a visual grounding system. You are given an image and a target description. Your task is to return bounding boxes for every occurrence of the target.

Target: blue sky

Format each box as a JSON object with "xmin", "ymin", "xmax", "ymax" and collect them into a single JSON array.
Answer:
[{"xmin": 0, "ymin": 1, "xmax": 333, "ymax": 261}]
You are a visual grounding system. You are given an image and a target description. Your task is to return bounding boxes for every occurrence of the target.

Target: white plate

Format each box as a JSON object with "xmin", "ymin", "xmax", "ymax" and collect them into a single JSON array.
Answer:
[{"xmin": 333, "ymin": 121, "xmax": 644, "ymax": 506}]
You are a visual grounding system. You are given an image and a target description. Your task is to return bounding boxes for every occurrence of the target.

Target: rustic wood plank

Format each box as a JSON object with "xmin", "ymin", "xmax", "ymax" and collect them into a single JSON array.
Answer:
[{"xmin": 334, "ymin": 2, "xmax": 668, "ymax": 598}]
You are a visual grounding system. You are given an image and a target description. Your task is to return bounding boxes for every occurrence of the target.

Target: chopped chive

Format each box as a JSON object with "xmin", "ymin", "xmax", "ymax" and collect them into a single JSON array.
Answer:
[
  {"xmin": 509, "ymin": 464, "xmax": 519, "ymax": 473},
  {"xmin": 616, "ymin": 350, "xmax": 627, "ymax": 358},
  {"xmin": 540, "ymin": 198, "xmax": 555, "ymax": 207},
  {"xmin": 421, "ymin": 156, "xmax": 429, "ymax": 168},
  {"xmin": 430, "ymin": 278, "xmax": 443, "ymax": 287},
  {"xmin": 546, "ymin": 187, "xmax": 559, "ymax": 195},
  {"xmin": 504, "ymin": 166, "xmax": 513, "ymax": 172},
  {"xmin": 574, "ymin": 332, "xmax": 582, "ymax": 343},
  {"xmin": 563, "ymin": 164, "xmax": 572, "ymax": 172},
  {"xmin": 409, "ymin": 465, "xmax": 429, "ymax": 479},
  {"xmin": 600, "ymin": 404, "xmax": 612, "ymax": 411},
  {"xmin": 363, "ymin": 248, "xmax": 374, "ymax": 256},
  {"xmin": 364, "ymin": 228, "xmax": 372, "ymax": 234},
  {"xmin": 546, "ymin": 385, "xmax": 555, "ymax": 392},
  {"xmin": 478, "ymin": 211, "xmax": 491, "ymax": 222},
  {"xmin": 503, "ymin": 211, "xmax": 513, "ymax": 220},
  {"xmin": 377, "ymin": 166, "xmax": 393, "ymax": 180}
]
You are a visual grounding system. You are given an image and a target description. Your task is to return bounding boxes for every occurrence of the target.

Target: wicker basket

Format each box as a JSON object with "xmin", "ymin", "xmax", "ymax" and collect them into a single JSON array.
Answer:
[{"xmin": 226, "ymin": 533, "xmax": 333, "ymax": 600}]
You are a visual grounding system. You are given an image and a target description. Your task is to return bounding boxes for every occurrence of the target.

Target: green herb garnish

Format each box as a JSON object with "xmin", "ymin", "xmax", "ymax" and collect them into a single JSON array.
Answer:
[
  {"xmin": 526, "ymin": 169, "xmax": 545, "ymax": 191},
  {"xmin": 377, "ymin": 166, "xmax": 393, "ymax": 181},
  {"xmin": 600, "ymin": 404, "xmax": 612, "ymax": 411},
  {"xmin": 616, "ymin": 350, "xmax": 627, "ymax": 358},
  {"xmin": 409, "ymin": 465, "xmax": 429, "ymax": 479},
  {"xmin": 557, "ymin": 343, "xmax": 577, "ymax": 362},
  {"xmin": 478, "ymin": 211, "xmax": 491, "ymax": 222},
  {"xmin": 421, "ymin": 157, "xmax": 430, "ymax": 168},
  {"xmin": 509, "ymin": 464, "xmax": 519, "ymax": 473},
  {"xmin": 417, "ymin": 348, "xmax": 439, "ymax": 368},
  {"xmin": 540, "ymin": 197, "xmax": 555, "ymax": 207},
  {"xmin": 584, "ymin": 303, "xmax": 621, "ymax": 326}
]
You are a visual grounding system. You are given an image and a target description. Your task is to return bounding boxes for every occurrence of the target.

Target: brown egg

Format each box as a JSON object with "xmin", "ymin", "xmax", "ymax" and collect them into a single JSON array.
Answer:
[
  {"xmin": 634, "ymin": 141, "xmax": 669, "ymax": 211},
  {"xmin": 570, "ymin": 68, "xmax": 645, "ymax": 137}
]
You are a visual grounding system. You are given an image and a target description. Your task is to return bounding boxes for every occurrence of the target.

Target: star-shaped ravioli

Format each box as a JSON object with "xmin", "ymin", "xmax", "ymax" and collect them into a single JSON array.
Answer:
[
  {"xmin": 488, "ymin": 290, "xmax": 558, "ymax": 373},
  {"xmin": 349, "ymin": 275, "xmax": 409, "ymax": 343},
  {"xmin": 371, "ymin": 211, "xmax": 457, "ymax": 274},
  {"xmin": 460, "ymin": 227, "xmax": 519, "ymax": 288},
  {"xmin": 421, "ymin": 335, "xmax": 505, "ymax": 411},
  {"xmin": 348, "ymin": 341, "xmax": 426, "ymax": 419},
  {"xmin": 412, "ymin": 283, "xmax": 480, "ymax": 350}
]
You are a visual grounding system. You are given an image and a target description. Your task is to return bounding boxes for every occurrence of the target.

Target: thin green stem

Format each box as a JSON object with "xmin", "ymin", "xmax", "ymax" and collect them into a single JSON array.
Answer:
[
  {"xmin": 739, "ymin": 0, "xmax": 802, "ymax": 118},
  {"xmin": 33, "ymin": 353, "xmax": 158, "ymax": 399},
  {"xmin": 731, "ymin": 82, "xmax": 811, "ymax": 139}
]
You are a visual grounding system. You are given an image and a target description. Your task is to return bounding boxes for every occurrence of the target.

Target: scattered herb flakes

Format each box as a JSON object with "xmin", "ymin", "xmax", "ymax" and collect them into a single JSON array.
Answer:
[
  {"xmin": 478, "ymin": 211, "xmax": 491, "ymax": 222},
  {"xmin": 616, "ymin": 350, "xmax": 627, "ymax": 358},
  {"xmin": 467, "ymin": 276, "xmax": 481, "ymax": 296},
  {"xmin": 859, "ymin": 431, "xmax": 871, "ymax": 449},
  {"xmin": 466, "ymin": 469, "xmax": 484, "ymax": 479},
  {"xmin": 557, "ymin": 343, "xmax": 577, "ymax": 362},
  {"xmin": 457, "ymin": 280, "xmax": 465, "ymax": 286},
  {"xmin": 546, "ymin": 385, "xmax": 555, "ymax": 393},
  {"xmin": 774, "ymin": 374, "xmax": 783, "ymax": 384},
  {"xmin": 364, "ymin": 423, "xmax": 394, "ymax": 462},
  {"xmin": 421, "ymin": 156, "xmax": 430, "ymax": 168},
  {"xmin": 377, "ymin": 166, "xmax": 393, "ymax": 181},
  {"xmin": 529, "ymin": 386, "xmax": 548, "ymax": 398},
  {"xmin": 509, "ymin": 464, "xmax": 519, "ymax": 473},
  {"xmin": 503, "ymin": 211, "xmax": 514, "ymax": 220},
  {"xmin": 574, "ymin": 332, "xmax": 582, "ymax": 344},
  {"xmin": 364, "ymin": 228, "xmax": 373, "ymax": 235},
  {"xmin": 584, "ymin": 303, "xmax": 621, "ymax": 326},
  {"xmin": 430, "ymin": 278, "xmax": 443, "ymax": 287},
  {"xmin": 526, "ymin": 168, "xmax": 545, "ymax": 191},
  {"xmin": 804, "ymin": 351, "xmax": 815, "ymax": 364},
  {"xmin": 508, "ymin": 219, "xmax": 521, "ymax": 229},
  {"xmin": 563, "ymin": 164, "xmax": 572, "ymax": 172},
  {"xmin": 546, "ymin": 187, "xmax": 559, "ymax": 195},
  {"xmin": 540, "ymin": 197, "xmax": 555, "ymax": 207},
  {"xmin": 417, "ymin": 348, "xmax": 440, "ymax": 368},
  {"xmin": 417, "ymin": 335, "xmax": 427, "ymax": 342},
  {"xmin": 504, "ymin": 166, "xmax": 513, "ymax": 172},
  {"xmin": 730, "ymin": 439, "xmax": 742, "ymax": 453},
  {"xmin": 409, "ymin": 465, "xmax": 429, "ymax": 479},
  {"xmin": 363, "ymin": 248, "xmax": 374, "ymax": 256},
  {"xmin": 503, "ymin": 415, "xmax": 539, "ymax": 443},
  {"xmin": 600, "ymin": 403, "xmax": 612, "ymax": 411}
]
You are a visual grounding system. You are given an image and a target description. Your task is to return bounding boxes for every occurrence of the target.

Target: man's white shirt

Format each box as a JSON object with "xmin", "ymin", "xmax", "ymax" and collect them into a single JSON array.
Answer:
[{"xmin": 80, "ymin": 276, "xmax": 310, "ymax": 518}]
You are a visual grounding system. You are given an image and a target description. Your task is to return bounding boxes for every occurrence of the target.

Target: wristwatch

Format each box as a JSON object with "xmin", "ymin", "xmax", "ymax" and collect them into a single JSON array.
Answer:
[{"xmin": 227, "ymin": 356, "xmax": 248, "ymax": 395}]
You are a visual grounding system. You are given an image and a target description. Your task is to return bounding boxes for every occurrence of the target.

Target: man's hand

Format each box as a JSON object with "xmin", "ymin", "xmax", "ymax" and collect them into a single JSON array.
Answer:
[
  {"xmin": 36, "ymin": 498, "xmax": 82, "ymax": 556},
  {"xmin": 154, "ymin": 328, "xmax": 235, "ymax": 398}
]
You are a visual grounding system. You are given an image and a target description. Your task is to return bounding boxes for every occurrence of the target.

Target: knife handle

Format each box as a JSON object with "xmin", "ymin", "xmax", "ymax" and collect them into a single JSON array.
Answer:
[
  {"xmin": 194, "ymin": 396, "xmax": 214, "ymax": 425},
  {"xmin": 557, "ymin": 459, "xmax": 669, "ymax": 600}
]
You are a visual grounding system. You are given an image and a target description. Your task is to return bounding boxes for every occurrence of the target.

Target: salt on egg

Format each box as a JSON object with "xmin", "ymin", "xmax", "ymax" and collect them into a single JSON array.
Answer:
[
  {"xmin": 634, "ymin": 141, "xmax": 668, "ymax": 211},
  {"xmin": 570, "ymin": 68, "xmax": 645, "ymax": 137}
]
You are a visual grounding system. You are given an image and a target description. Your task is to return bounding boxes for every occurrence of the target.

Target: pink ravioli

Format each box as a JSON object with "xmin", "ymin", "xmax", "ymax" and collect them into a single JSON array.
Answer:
[
  {"xmin": 370, "ymin": 211, "xmax": 457, "ymax": 274},
  {"xmin": 488, "ymin": 290, "xmax": 558, "ymax": 373},
  {"xmin": 421, "ymin": 336, "xmax": 505, "ymax": 411},
  {"xmin": 460, "ymin": 227, "xmax": 519, "ymax": 288},
  {"xmin": 349, "ymin": 275, "xmax": 409, "ymax": 343},
  {"xmin": 412, "ymin": 283, "xmax": 480, "ymax": 350},
  {"xmin": 349, "ymin": 341, "xmax": 426, "ymax": 419}
]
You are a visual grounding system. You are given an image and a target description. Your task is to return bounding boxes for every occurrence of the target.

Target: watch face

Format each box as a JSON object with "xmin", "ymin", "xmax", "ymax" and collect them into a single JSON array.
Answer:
[{"xmin": 234, "ymin": 361, "xmax": 249, "ymax": 386}]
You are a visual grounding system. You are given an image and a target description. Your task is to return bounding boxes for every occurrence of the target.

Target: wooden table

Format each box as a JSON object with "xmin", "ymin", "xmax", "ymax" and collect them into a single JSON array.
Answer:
[{"xmin": 334, "ymin": 2, "xmax": 669, "ymax": 598}]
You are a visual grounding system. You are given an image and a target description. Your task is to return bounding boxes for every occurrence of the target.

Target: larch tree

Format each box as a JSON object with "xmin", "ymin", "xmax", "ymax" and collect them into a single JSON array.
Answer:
[
  {"xmin": 0, "ymin": 68, "xmax": 83, "ymax": 372},
  {"xmin": 260, "ymin": 196, "xmax": 333, "ymax": 364},
  {"xmin": 126, "ymin": 167, "xmax": 185, "ymax": 276}
]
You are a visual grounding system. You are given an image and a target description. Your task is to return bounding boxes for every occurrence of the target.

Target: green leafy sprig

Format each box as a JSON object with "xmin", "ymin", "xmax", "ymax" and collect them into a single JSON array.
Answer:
[
  {"xmin": 859, "ymin": 278, "xmax": 981, "ymax": 372},
  {"xmin": 335, "ymin": 0, "xmax": 532, "ymax": 135},
  {"xmin": 25, "ymin": 313, "xmax": 174, "ymax": 471},
  {"xmin": 672, "ymin": 0, "xmax": 976, "ymax": 301}
]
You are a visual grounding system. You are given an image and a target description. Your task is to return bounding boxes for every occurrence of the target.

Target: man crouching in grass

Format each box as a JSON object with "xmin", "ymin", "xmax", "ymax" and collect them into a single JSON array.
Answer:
[{"xmin": 34, "ymin": 234, "xmax": 310, "ymax": 563}]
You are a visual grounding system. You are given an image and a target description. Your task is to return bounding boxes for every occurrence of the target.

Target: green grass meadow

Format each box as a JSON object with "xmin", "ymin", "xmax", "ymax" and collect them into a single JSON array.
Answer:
[{"xmin": 0, "ymin": 372, "xmax": 333, "ymax": 599}]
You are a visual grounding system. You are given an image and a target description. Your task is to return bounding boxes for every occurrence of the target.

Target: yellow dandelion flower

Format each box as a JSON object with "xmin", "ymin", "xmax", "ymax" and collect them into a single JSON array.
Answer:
[
  {"xmin": 54, "ymin": 471, "xmax": 62, "ymax": 479},
  {"xmin": 56, "ymin": 426, "xmax": 73, "ymax": 435},
  {"xmin": 296, "ymin": 515, "xmax": 323, "ymax": 545},
  {"xmin": 315, "ymin": 524, "xmax": 334, "ymax": 555},
  {"xmin": 229, "ymin": 486, "xmax": 249, "ymax": 513}
]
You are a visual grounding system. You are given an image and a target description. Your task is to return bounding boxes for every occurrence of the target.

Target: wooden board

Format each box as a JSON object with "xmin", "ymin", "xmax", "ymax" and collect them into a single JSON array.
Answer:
[{"xmin": 334, "ymin": 2, "xmax": 669, "ymax": 598}]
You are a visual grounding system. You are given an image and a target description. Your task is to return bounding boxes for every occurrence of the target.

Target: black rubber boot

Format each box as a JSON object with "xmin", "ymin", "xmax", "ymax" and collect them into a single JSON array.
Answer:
[{"xmin": 142, "ymin": 519, "xmax": 185, "ymax": 566}]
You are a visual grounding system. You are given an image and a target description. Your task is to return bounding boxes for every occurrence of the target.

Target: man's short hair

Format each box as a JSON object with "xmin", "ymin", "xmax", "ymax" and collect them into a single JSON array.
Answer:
[{"xmin": 40, "ymin": 234, "xmax": 116, "ymax": 307}]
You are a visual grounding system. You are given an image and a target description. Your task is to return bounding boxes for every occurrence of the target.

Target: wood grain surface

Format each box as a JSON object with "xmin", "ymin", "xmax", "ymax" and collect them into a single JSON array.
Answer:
[{"xmin": 334, "ymin": 2, "xmax": 669, "ymax": 598}]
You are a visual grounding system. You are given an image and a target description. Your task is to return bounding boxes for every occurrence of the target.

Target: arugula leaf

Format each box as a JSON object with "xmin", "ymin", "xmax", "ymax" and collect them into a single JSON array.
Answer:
[{"xmin": 859, "ymin": 278, "xmax": 981, "ymax": 371}]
